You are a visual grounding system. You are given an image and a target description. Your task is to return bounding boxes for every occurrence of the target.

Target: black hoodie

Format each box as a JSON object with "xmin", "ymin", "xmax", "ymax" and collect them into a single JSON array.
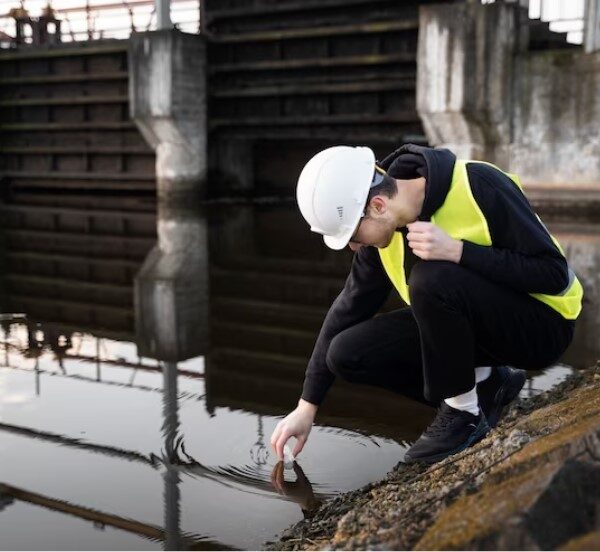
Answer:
[{"xmin": 300, "ymin": 145, "xmax": 571, "ymax": 406}]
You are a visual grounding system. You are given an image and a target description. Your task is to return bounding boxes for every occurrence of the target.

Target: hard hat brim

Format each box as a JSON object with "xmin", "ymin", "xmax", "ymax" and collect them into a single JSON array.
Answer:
[{"xmin": 323, "ymin": 219, "xmax": 361, "ymax": 250}]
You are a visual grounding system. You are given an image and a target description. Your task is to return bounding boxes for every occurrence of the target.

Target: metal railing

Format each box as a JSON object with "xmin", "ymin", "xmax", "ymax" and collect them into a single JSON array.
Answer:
[
  {"xmin": 0, "ymin": 0, "xmax": 202, "ymax": 46},
  {"xmin": 531, "ymin": 0, "xmax": 586, "ymax": 44},
  {"xmin": 0, "ymin": 0, "xmax": 594, "ymax": 50},
  {"xmin": 482, "ymin": 0, "xmax": 586, "ymax": 44}
]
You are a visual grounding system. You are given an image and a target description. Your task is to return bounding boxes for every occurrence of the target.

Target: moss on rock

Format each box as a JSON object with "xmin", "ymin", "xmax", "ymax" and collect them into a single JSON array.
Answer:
[{"xmin": 265, "ymin": 365, "xmax": 600, "ymax": 551}]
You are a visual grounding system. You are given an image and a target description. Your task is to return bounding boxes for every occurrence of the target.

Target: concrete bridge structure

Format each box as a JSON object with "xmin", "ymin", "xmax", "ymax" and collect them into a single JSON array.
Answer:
[{"xmin": 1, "ymin": 0, "xmax": 598, "ymax": 201}]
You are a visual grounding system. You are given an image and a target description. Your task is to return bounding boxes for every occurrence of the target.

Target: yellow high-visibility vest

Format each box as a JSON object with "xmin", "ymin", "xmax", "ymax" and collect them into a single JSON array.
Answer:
[{"xmin": 378, "ymin": 160, "xmax": 583, "ymax": 320}]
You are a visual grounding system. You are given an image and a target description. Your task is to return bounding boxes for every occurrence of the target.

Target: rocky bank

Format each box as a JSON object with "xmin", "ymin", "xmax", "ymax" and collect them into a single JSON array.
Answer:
[{"xmin": 265, "ymin": 364, "xmax": 600, "ymax": 551}]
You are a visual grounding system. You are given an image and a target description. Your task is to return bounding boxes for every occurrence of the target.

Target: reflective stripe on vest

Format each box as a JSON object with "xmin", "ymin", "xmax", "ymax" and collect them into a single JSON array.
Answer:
[{"xmin": 377, "ymin": 159, "xmax": 583, "ymax": 320}]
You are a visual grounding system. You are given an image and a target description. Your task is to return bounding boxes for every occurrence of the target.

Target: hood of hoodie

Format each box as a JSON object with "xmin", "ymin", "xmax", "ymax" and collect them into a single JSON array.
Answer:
[{"xmin": 378, "ymin": 144, "xmax": 456, "ymax": 222}]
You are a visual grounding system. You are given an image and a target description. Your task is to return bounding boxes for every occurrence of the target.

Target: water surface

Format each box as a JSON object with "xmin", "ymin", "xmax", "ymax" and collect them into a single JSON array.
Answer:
[{"xmin": 0, "ymin": 198, "xmax": 597, "ymax": 550}]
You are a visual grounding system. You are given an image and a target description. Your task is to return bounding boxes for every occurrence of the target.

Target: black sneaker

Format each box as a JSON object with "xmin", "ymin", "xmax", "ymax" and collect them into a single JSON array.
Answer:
[
  {"xmin": 404, "ymin": 403, "xmax": 490, "ymax": 465},
  {"xmin": 477, "ymin": 366, "xmax": 527, "ymax": 428}
]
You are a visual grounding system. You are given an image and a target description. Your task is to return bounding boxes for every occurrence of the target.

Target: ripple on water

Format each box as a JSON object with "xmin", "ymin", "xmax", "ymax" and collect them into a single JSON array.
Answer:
[{"xmin": 171, "ymin": 419, "xmax": 404, "ymax": 502}]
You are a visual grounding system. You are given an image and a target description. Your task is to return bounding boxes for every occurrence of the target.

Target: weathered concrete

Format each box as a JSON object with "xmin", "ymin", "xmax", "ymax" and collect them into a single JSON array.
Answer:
[
  {"xmin": 417, "ymin": 2, "xmax": 600, "ymax": 188},
  {"xmin": 129, "ymin": 29, "xmax": 207, "ymax": 200},
  {"xmin": 134, "ymin": 202, "xmax": 209, "ymax": 362},
  {"xmin": 511, "ymin": 49, "xmax": 600, "ymax": 185},
  {"xmin": 417, "ymin": 2, "xmax": 521, "ymax": 166}
]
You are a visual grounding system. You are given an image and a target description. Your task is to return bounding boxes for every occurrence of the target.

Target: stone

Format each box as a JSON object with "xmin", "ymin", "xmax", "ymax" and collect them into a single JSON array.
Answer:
[
  {"xmin": 264, "ymin": 368, "xmax": 600, "ymax": 551},
  {"xmin": 414, "ymin": 384, "xmax": 600, "ymax": 550}
]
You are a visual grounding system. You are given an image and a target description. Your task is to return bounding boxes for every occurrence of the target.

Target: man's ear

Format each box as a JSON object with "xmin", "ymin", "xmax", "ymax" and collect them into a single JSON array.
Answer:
[{"xmin": 368, "ymin": 195, "xmax": 387, "ymax": 215}]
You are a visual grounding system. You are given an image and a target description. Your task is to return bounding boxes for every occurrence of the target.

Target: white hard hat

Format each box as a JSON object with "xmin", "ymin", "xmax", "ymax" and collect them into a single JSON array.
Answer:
[{"xmin": 296, "ymin": 145, "xmax": 377, "ymax": 250}]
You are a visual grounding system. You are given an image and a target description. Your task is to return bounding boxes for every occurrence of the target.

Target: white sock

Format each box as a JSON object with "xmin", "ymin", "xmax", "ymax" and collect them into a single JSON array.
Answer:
[
  {"xmin": 444, "ymin": 385, "xmax": 479, "ymax": 416},
  {"xmin": 475, "ymin": 366, "xmax": 492, "ymax": 383}
]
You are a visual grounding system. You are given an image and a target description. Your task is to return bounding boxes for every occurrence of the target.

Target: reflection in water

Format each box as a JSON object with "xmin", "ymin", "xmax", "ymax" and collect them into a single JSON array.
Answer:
[
  {"xmin": 250, "ymin": 415, "xmax": 269, "ymax": 466},
  {"xmin": 135, "ymin": 201, "xmax": 210, "ymax": 549},
  {"xmin": 271, "ymin": 461, "xmax": 321, "ymax": 518},
  {"xmin": 162, "ymin": 362, "xmax": 183, "ymax": 551},
  {"xmin": 553, "ymin": 223, "xmax": 600, "ymax": 368},
  {"xmin": 0, "ymin": 197, "xmax": 598, "ymax": 550},
  {"xmin": 135, "ymin": 201, "xmax": 209, "ymax": 362}
]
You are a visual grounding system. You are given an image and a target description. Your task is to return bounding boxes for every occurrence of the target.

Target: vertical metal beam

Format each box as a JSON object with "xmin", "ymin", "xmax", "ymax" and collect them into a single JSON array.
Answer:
[
  {"xmin": 585, "ymin": 0, "xmax": 600, "ymax": 52},
  {"xmin": 156, "ymin": 0, "xmax": 172, "ymax": 30},
  {"xmin": 198, "ymin": 0, "xmax": 206, "ymax": 33}
]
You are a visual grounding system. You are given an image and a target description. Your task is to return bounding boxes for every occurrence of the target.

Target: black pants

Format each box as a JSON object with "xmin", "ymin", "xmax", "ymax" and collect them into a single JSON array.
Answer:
[{"xmin": 325, "ymin": 261, "xmax": 575, "ymax": 405}]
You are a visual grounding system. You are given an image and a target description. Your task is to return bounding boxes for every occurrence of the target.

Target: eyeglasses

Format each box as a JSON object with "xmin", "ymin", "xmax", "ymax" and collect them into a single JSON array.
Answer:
[
  {"xmin": 351, "ymin": 165, "xmax": 386, "ymax": 243},
  {"xmin": 371, "ymin": 165, "xmax": 386, "ymax": 187},
  {"xmin": 360, "ymin": 165, "xmax": 386, "ymax": 217}
]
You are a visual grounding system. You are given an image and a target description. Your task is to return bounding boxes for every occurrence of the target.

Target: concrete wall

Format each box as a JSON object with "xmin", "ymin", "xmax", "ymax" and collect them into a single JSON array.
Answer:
[
  {"xmin": 511, "ymin": 50, "xmax": 600, "ymax": 185},
  {"xmin": 417, "ymin": 2, "xmax": 600, "ymax": 188}
]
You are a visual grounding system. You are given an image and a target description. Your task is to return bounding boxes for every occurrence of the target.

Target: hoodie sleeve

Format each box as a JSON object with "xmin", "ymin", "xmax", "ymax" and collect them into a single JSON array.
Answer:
[
  {"xmin": 458, "ymin": 162, "xmax": 570, "ymax": 295},
  {"xmin": 301, "ymin": 245, "xmax": 392, "ymax": 406}
]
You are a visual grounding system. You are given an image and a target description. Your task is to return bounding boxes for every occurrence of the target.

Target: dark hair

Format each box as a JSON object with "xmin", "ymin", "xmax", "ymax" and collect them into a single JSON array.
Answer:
[{"xmin": 367, "ymin": 173, "xmax": 397, "ymax": 203}]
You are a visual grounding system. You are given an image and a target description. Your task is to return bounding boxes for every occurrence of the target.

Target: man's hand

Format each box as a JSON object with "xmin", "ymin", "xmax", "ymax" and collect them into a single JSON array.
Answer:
[
  {"xmin": 406, "ymin": 221, "xmax": 463, "ymax": 263},
  {"xmin": 270, "ymin": 399, "xmax": 317, "ymax": 460}
]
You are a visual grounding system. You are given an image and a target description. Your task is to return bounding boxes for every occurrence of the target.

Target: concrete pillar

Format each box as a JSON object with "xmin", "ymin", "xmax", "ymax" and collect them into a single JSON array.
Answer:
[
  {"xmin": 129, "ymin": 29, "xmax": 207, "ymax": 200},
  {"xmin": 417, "ymin": 2, "xmax": 520, "ymax": 165},
  {"xmin": 585, "ymin": 0, "xmax": 600, "ymax": 53},
  {"xmin": 134, "ymin": 201, "xmax": 209, "ymax": 362}
]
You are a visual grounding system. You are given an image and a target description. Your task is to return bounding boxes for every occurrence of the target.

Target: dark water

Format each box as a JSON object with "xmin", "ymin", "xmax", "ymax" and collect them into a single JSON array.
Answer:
[{"xmin": 0, "ymin": 196, "xmax": 597, "ymax": 550}]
